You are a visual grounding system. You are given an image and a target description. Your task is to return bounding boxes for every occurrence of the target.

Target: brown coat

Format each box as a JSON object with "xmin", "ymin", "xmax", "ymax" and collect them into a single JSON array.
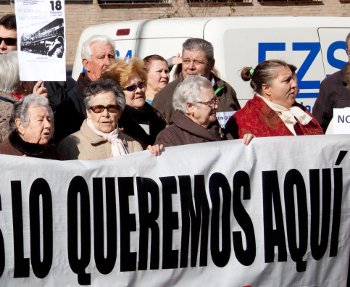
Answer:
[
  {"xmin": 57, "ymin": 119, "xmax": 143, "ymax": 160},
  {"xmin": 155, "ymin": 110, "xmax": 222, "ymax": 147}
]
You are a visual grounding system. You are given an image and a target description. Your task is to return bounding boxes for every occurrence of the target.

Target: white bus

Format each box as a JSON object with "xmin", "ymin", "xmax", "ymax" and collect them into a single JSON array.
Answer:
[{"xmin": 72, "ymin": 16, "xmax": 350, "ymax": 111}]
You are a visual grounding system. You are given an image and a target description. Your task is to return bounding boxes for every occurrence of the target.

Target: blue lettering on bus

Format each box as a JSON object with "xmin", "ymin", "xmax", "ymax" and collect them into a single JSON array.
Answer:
[
  {"xmin": 115, "ymin": 49, "xmax": 133, "ymax": 60},
  {"xmin": 293, "ymin": 42, "xmax": 320, "ymax": 90},
  {"xmin": 124, "ymin": 50, "xmax": 132, "ymax": 60},
  {"xmin": 258, "ymin": 41, "xmax": 347, "ymax": 99},
  {"xmin": 327, "ymin": 41, "xmax": 347, "ymax": 69},
  {"xmin": 258, "ymin": 43, "xmax": 285, "ymax": 63}
]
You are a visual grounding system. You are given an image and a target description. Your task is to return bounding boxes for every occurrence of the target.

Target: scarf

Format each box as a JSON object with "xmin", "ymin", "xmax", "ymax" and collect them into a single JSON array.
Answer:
[
  {"xmin": 257, "ymin": 94, "xmax": 312, "ymax": 135},
  {"xmin": 87, "ymin": 118, "xmax": 128, "ymax": 158}
]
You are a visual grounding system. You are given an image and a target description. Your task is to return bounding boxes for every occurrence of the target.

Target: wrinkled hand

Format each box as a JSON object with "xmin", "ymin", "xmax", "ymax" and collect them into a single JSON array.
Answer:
[
  {"xmin": 147, "ymin": 144, "xmax": 164, "ymax": 156},
  {"xmin": 242, "ymin": 133, "xmax": 255, "ymax": 145},
  {"xmin": 33, "ymin": 80, "xmax": 48, "ymax": 98}
]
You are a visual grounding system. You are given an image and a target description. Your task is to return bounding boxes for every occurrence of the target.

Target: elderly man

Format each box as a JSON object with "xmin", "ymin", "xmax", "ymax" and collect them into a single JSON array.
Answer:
[
  {"xmin": 0, "ymin": 14, "xmax": 17, "ymax": 54},
  {"xmin": 312, "ymin": 32, "xmax": 350, "ymax": 133},
  {"xmin": 152, "ymin": 38, "xmax": 240, "ymax": 127},
  {"xmin": 54, "ymin": 35, "xmax": 116, "ymax": 141}
]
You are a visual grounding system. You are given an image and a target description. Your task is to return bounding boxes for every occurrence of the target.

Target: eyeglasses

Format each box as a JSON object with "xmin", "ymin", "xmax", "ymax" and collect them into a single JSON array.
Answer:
[
  {"xmin": 0, "ymin": 37, "xmax": 17, "ymax": 46},
  {"xmin": 197, "ymin": 97, "xmax": 219, "ymax": 108},
  {"xmin": 89, "ymin": 105, "xmax": 120, "ymax": 113},
  {"xmin": 182, "ymin": 58, "xmax": 208, "ymax": 66},
  {"xmin": 123, "ymin": 81, "xmax": 145, "ymax": 92}
]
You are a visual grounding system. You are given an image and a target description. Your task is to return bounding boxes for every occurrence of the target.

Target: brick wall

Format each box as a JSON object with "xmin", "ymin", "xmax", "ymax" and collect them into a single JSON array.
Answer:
[{"xmin": 1, "ymin": 0, "xmax": 350, "ymax": 66}]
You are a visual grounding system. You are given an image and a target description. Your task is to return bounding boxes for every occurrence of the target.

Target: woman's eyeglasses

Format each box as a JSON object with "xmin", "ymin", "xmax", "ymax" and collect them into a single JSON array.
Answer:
[
  {"xmin": 197, "ymin": 97, "xmax": 219, "ymax": 108},
  {"xmin": 0, "ymin": 37, "xmax": 17, "ymax": 46},
  {"xmin": 89, "ymin": 105, "xmax": 120, "ymax": 113},
  {"xmin": 123, "ymin": 81, "xmax": 145, "ymax": 92}
]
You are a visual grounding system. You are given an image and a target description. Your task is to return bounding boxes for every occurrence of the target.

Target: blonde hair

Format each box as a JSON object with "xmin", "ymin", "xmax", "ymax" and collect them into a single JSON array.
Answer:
[{"xmin": 102, "ymin": 57, "xmax": 147, "ymax": 88}]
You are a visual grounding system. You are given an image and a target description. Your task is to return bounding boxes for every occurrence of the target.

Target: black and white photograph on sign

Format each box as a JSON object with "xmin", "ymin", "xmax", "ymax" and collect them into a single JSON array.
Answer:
[
  {"xmin": 15, "ymin": 0, "xmax": 66, "ymax": 81},
  {"xmin": 20, "ymin": 18, "xmax": 64, "ymax": 58}
]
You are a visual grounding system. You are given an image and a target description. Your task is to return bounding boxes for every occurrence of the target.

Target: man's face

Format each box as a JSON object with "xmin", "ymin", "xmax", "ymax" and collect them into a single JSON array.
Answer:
[
  {"xmin": 83, "ymin": 42, "xmax": 115, "ymax": 81},
  {"xmin": 0, "ymin": 25, "xmax": 17, "ymax": 54},
  {"xmin": 181, "ymin": 49, "xmax": 213, "ymax": 79}
]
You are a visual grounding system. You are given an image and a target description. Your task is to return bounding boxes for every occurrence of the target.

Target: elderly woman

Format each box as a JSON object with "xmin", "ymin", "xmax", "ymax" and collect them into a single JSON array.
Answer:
[
  {"xmin": 225, "ymin": 59, "xmax": 323, "ymax": 140},
  {"xmin": 102, "ymin": 58, "xmax": 167, "ymax": 148},
  {"xmin": 57, "ymin": 78, "xmax": 144, "ymax": 160},
  {"xmin": 0, "ymin": 94, "xmax": 57, "ymax": 158},
  {"xmin": 0, "ymin": 51, "xmax": 47, "ymax": 142},
  {"xmin": 155, "ymin": 76, "xmax": 223, "ymax": 147},
  {"xmin": 143, "ymin": 54, "xmax": 170, "ymax": 105}
]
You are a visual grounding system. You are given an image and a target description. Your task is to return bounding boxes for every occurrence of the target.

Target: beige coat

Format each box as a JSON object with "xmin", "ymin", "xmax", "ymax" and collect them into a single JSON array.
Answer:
[{"xmin": 57, "ymin": 119, "xmax": 143, "ymax": 160}]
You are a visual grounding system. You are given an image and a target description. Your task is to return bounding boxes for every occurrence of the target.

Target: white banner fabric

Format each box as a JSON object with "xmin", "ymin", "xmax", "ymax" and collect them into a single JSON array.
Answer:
[{"xmin": 0, "ymin": 135, "xmax": 349, "ymax": 287}]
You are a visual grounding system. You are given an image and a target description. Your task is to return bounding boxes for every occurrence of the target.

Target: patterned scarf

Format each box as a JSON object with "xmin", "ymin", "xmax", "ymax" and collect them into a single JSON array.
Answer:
[
  {"xmin": 257, "ymin": 94, "xmax": 312, "ymax": 135},
  {"xmin": 87, "ymin": 118, "xmax": 128, "ymax": 157}
]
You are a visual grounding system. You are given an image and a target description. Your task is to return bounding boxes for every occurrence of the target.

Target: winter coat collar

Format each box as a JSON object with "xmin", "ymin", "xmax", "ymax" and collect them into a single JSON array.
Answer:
[
  {"xmin": 9, "ymin": 131, "xmax": 55, "ymax": 158},
  {"xmin": 172, "ymin": 110, "xmax": 222, "ymax": 141}
]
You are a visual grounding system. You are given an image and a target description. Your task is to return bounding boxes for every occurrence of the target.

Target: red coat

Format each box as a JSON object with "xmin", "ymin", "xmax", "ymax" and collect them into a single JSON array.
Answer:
[{"xmin": 226, "ymin": 95, "xmax": 323, "ymax": 139}]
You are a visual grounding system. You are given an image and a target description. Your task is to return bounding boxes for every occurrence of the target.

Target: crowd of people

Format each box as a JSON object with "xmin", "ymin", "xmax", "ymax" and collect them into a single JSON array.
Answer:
[{"xmin": 2, "ymin": 12, "xmax": 350, "ymax": 161}]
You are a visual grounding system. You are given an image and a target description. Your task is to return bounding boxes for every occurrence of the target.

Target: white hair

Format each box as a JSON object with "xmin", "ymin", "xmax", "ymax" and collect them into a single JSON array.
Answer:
[
  {"xmin": 10, "ymin": 94, "xmax": 53, "ymax": 132},
  {"xmin": 81, "ymin": 35, "xmax": 115, "ymax": 60},
  {"xmin": 0, "ymin": 51, "xmax": 20, "ymax": 94},
  {"xmin": 172, "ymin": 76, "xmax": 212, "ymax": 113}
]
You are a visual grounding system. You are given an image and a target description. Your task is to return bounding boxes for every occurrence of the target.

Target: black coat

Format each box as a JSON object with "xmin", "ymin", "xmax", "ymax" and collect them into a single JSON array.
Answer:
[
  {"xmin": 119, "ymin": 103, "xmax": 167, "ymax": 149},
  {"xmin": 0, "ymin": 131, "xmax": 59, "ymax": 159},
  {"xmin": 52, "ymin": 73, "xmax": 88, "ymax": 142}
]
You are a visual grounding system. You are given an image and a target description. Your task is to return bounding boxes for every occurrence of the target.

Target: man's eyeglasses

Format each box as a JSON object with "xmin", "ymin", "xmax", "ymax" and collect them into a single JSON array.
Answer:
[
  {"xmin": 123, "ymin": 81, "xmax": 145, "ymax": 92},
  {"xmin": 182, "ymin": 58, "xmax": 208, "ymax": 66},
  {"xmin": 197, "ymin": 97, "xmax": 219, "ymax": 108},
  {"xmin": 0, "ymin": 37, "xmax": 17, "ymax": 46},
  {"xmin": 89, "ymin": 105, "xmax": 120, "ymax": 113}
]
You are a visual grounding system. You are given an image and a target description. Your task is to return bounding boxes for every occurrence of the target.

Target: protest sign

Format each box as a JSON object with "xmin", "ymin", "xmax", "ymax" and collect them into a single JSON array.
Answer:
[
  {"xmin": 15, "ymin": 0, "xmax": 66, "ymax": 81},
  {"xmin": 0, "ymin": 135, "xmax": 349, "ymax": 286}
]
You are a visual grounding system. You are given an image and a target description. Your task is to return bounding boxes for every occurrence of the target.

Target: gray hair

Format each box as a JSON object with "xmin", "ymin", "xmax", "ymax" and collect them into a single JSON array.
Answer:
[
  {"xmin": 83, "ymin": 78, "xmax": 126, "ymax": 112},
  {"xmin": 0, "ymin": 51, "xmax": 20, "ymax": 94},
  {"xmin": 10, "ymin": 94, "xmax": 54, "ymax": 132},
  {"xmin": 81, "ymin": 35, "xmax": 115, "ymax": 60},
  {"xmin": 172, "ymin": 76, "xmax": 212, "ymax": 113},
  {"xmin": 182, "ymin": 38, "xmax": 214, "ymax": 62}
]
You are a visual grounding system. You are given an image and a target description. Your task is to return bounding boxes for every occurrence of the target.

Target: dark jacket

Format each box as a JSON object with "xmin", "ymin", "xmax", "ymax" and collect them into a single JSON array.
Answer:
[
  {"xmin": 152, "ymin": 73, "xmax": 241, "ymax": 124},
  {"xmin": 53, "ymin": 73, "xmax": 88, "ymax": 142},
  {"xmin": 312, "ymin": 63, "xmax": 350, "ymax": 132},
  {"xmin": 0, "ymin": 131, "xmax": 59, "ymax": 159},
  {"xmin": 155, "ymin": 110, "xmax": 222, "ymax": 147},
  {"xmin": 119, "ymin": 103, "xmax": 167, "ymax": 149}
]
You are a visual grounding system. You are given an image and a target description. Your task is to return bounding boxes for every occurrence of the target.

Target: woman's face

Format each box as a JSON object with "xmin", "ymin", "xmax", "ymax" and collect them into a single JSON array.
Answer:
[
  {"xmin": 188, "ymin": 87, "xmax": 218, "ymax": 128},
  {"xmin": 87, "ymin": 91, "xmax": 120, "ymax": 133},
  {"xmin": 146, "ymin": 60, "xmax": 169, "ymax": 93},
  {"xmin": 16, "ymin": 105, "xmax": 52, "ymax": 144},
  {"xmin": 123, "ymin": 73, "xmax": 146, "ymax": 109},
  {"xmin": 263, "ymin": 66, "xmax": 298, "ymax": 108}
]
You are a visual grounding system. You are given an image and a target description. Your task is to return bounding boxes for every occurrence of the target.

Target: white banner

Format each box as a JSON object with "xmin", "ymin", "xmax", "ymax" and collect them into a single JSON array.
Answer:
[
  {"xmin": 15, "ymin": 0, "xmax": 66, "ymax": 81},
  {"xmin": 0, "ymin": 135, "xmax": 349, "ymax": 286}
]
